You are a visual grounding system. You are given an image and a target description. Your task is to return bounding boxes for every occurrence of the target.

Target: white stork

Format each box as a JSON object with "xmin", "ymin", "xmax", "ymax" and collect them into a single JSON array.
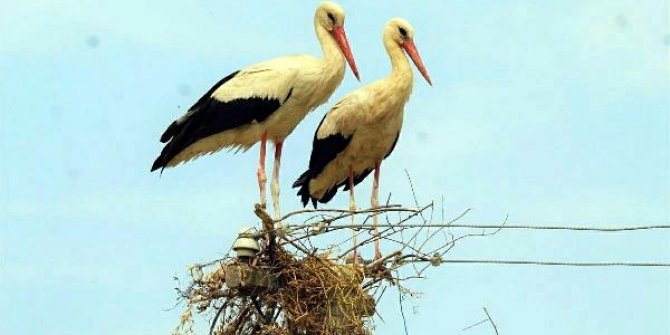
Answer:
[
  {"xmin": 293, "ymin": 18, "xmax": 431, "ymax": 261},
  {"xmin": 151, "ymin": 1, "xmax": 359, "ymax": 218}
]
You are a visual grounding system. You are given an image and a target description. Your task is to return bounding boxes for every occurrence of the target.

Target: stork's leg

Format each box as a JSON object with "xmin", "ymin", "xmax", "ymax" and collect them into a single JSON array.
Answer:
[
  {"xmin": 257, "ymin": 131, "xmax": 268, "ymax": 208},
  {"xmin": 349, "ymin": 165, "xmax": 358, "ymax": 266},
  {"xmin": 372, "ymin": 161, "xmax": 382, "ymax": 260},
  {"xmin": 270, "ymin": 141, "xmax": 283, "ymax": 219}
]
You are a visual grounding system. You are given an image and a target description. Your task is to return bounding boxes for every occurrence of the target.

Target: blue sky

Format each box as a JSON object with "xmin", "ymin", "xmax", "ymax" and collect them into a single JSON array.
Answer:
[{"xmin": 1, "ymin": 0, "xmax": 668, "ymax": 334}]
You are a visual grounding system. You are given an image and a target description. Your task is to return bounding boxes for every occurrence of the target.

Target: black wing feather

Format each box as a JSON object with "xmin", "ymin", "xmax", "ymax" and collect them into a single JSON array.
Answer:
[
  {"xmin": 159, "ymin": 71, "xmax": 240, "ymax": 144},
  {"xmin": 151, "ymin": 70, "xmax": 288, "ymax": 172}
]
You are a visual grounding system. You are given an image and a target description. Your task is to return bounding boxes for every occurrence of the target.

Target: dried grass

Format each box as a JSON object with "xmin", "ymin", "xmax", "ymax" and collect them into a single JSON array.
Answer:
[
  {"xmin": 176, "ymin": 247, "xmax": 374, "ymax": 335},
  {"xmin": 270, "ymin": 248, "xmax": 373, "ymax": 335}
]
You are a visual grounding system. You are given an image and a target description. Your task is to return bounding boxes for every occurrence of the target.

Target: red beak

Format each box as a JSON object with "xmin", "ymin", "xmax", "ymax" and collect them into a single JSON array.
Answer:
[
  {"xmin": 401, "ymin": 39, "xmax": 432, "ymax": 86},
  {"xmin": 331, "ymin": 26, "xmax": 360, "ymax": 81}
]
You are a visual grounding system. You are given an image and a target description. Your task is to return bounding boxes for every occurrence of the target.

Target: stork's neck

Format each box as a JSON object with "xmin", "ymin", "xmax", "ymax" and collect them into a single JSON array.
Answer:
[
  {"xmin": 315, "ymin": 23, "xmax": 344, "ymax": 67},
  {"xmin": 384, "ymin": 37, "xmax": 413, "ymax": 91}
]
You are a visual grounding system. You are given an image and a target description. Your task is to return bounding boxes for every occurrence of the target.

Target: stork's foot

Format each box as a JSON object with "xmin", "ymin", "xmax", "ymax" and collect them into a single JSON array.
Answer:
[{"xmin": 374, "ymin": 248, "xmax": 382, "ymax": 261}]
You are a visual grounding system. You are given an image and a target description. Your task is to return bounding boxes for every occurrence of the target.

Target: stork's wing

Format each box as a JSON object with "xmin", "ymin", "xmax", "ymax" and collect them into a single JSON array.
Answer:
[
  {"xmin": 308, "ymin": 92, "xmax": 369, "ymax": 177},
  {"xmin": 342, "ymin": 130, "xmax": 399, "ymax": 191},
  {"xmin": 293, "ymin": 92, "xmax": 370, "ymax": 206},
  {"xmin": 152, "ymin": 59, "xmax": 300, "ymax": 172}
]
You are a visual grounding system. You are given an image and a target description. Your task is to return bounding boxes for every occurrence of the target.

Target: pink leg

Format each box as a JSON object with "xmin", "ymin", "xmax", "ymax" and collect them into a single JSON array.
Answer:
[
  {"xmin": 257, "ymin": 131, "xmax": 268, "ymax": 208},
  {"xmin": 349, "ymin": 165, "xmax": 358, "ymax": 266},
  {"xmin": 372, "ymin": 162, "xmax": 382, "ymax": 259},
  {"xmin": 270, "ymin": 141, "xmax": 283, "ymax": 219}
]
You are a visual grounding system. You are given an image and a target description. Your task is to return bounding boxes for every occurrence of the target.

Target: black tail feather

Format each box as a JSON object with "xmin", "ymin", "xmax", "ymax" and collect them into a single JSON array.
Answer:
[
  {"xmin": 160, "ymin": 121, "xmax": 179, "ymax": 143},
  {"xmin": 294, "ymin": 170, "xmax": 313, "ymax": 207},
  {"xmin": 292, "ymin": 170, "xmax": 310, "ymax": 188},
  {"xmin": 152, "ymin": 115, "xmax": 199, "ymax": 173},
  {"xmin": 151, "ymin": 139, "xmax": 177, "ymax": 172},
  {"xmin": 150, "ymin": 152, "xmax": 167, "ymax": 172},
  {"xmin": 152, "ymin": 120, "xmax": 183, "ymax": 172},
  {"xmin": 293, "ymin": 170, "xmax": 344, "ymax": 209}
]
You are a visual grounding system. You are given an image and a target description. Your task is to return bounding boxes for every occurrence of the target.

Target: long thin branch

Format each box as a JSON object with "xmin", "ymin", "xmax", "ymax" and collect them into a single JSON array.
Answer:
[
  {"xmin": 277, "ymin": 204, "xmax": 409, "ymax": 222},
  {"xmin": 408, "ymin": 258, "xmax": 670, "ymax": 267},
  {"xmin": 398, "ymin": 281, "xmax": 410, "ymax": 335},
  {"xmin": 284, "ymin": 222, "xmax": 670, "ymax": 232},
  {"xmin": 462, "ymin": 318, "xmax": 489, "ymax": 331},
  {"xmin": 483, "ymin": 307, "xmax": 499, "ymax": 335},
  {"xmin": 209, "ymin": 302, "xmax": 228, "ymax": 335}
]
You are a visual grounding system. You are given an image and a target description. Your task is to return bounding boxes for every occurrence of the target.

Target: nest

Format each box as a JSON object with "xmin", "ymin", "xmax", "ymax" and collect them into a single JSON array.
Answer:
[
  {"xmin": 176, "ymin": 247, "xmax": 375, "ymax": 335},
  {"xmin": 173, "ymin": 202, "xmax": 470, "ymax": 335}
]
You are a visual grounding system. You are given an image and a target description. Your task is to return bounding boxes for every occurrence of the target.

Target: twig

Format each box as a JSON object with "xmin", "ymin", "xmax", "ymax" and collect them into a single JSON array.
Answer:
[
  {"xmin": 365, "ymin": 251, "xmax": 402, "ymax": 271},
  {"xmin": 462, "ymin": 318, "xmax": 489, "ymax": 331},
  {"xmin": 209, "ymin": 302, "xmax": 228, "ymax": 335},
  {"xmin": 277, "ymin": 204, "xmax": 406, "ymax": 222},
  {"xmin": 483, "ymin": 307, "xmax": 499, "ymax": 335},
  {"xmin": 404, "ymin": 169, "xmax": 424, "ymax": 220},
  {"xmin": 254, "ymin": 204, "xmax": 277, "ymax": 264},
  {"xmin": 398, "ymin": 281, "xmax": 410, "ymax": 335},
  {"xmin": 250, "ymin": 296, "xmax": 269, "ymax": 324}
]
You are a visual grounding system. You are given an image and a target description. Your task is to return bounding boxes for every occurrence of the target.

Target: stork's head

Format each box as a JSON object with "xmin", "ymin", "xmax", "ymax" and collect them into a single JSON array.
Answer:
[
  {"xmin": 385, "ymin": 18, "xmax": 432, "ymax": 85},
  {"xmin": 316, "ymin": 1, "xmax": 360, "ymax": 80}
]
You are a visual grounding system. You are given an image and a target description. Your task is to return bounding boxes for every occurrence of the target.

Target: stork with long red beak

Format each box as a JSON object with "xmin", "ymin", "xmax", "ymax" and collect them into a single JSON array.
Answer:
[
  {"xmin": 151, "ymin": 1, "xmax": 359, "ymax": 218},
  {"xmin": 293, "ymin": 18, "xmax": 431, "ymax": 261}
]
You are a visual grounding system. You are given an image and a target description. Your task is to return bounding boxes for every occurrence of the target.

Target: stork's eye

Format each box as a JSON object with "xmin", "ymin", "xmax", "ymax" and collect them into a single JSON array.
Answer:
[
  {"xmin": 327, "ymin": 12, "xmax": 336, "ymax": 23},
  {"xmin": 398, "ymin": 27, "xmax": 408, "ymax": 37}
]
